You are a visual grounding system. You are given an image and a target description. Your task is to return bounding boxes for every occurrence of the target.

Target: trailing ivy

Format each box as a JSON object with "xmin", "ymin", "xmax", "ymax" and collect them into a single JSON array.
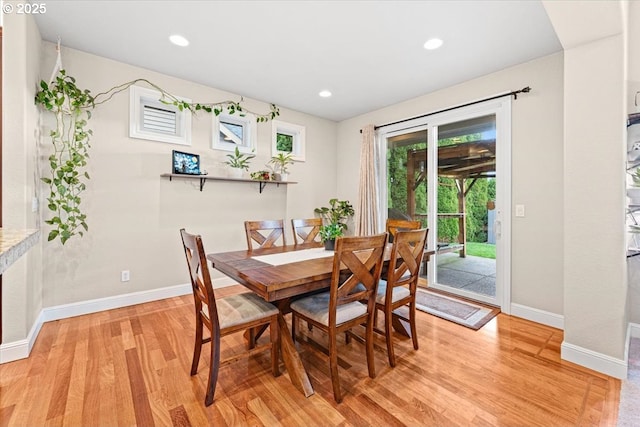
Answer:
[{"xmin": 35, "ymin": 70, "xmax": 280, "ymax": 244}]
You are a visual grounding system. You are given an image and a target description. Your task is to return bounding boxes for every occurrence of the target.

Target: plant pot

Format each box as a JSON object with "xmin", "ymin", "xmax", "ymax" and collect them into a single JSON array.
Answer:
[
  {"xmin": 629, "ymin": 187, "xmax": 640, "ymax": 205},
  {"xmin": 228, "ymin": 168, "xmax": 243, "ymax": 179},
  {"xmin": 324, "ymin": 239, "xmax": 336, "ymax": 251}
]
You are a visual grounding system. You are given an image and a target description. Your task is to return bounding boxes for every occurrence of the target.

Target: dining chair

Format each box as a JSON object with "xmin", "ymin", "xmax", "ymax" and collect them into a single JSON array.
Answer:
[
  {"xmin": 290, "ymin": 233, "xmax": 387, "ymax": 403},
  {"xmin": 244, "ymin": 219, "xmax": 286, "ymax": 250},
  {"xmin": 375, "ymin": 228, "xmax": 428, "ymax": 367},
  {"xmin": 385, "ymin": 218, "xmax": 421, "ymax": 242},
  {"xmin": 180, "ymin": 228, "xmax": 280, "ymax": 406},
  {"xmin": 291, "ymin": 218, "xmax": 323, "ymax": 245}
]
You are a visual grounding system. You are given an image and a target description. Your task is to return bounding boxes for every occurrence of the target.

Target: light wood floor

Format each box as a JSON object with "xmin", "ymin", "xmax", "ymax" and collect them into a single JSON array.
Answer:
[{"xmin": 0, "ymin": 286, "xmax": 620, "ymax": 427}]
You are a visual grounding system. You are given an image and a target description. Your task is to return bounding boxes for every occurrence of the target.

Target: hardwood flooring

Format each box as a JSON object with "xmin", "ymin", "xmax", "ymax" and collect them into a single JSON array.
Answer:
[{"xmin": 0, "ymin": 286, "xmax": 620, "ymax": 426}]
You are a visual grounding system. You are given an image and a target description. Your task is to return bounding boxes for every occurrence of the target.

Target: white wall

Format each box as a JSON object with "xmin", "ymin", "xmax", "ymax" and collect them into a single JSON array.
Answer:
[
  {"xmin": 337, "ymin": 53, "xmax": 566, "ymax": 317},
  {"xmin": 34, "ymin": 44, "xmax": 338, "ymax": 308},
  {"xmin": 2, "ymin": 10, "xmax": 43, "ymax": 343},
  {"xmin": 627, "ymin": 0, "xmax": 640, "ymax": 326}
]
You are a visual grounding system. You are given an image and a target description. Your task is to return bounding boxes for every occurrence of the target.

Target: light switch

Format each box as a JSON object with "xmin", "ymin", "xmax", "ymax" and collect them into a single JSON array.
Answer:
[{"xmin": 515, "ymin": 204, "xmax": 525, "ymax": 217}]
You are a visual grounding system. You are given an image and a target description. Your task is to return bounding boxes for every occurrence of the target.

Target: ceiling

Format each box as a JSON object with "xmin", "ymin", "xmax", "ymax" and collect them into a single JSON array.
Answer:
[{"xmin": 33, "ymin": 1, "xmax": 562, "ymax": 122}]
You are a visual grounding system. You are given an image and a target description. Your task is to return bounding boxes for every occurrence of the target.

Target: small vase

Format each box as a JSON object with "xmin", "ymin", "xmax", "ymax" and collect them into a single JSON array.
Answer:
[
  {"xmin": 324, "ymin": 239, "xmax": 336, "ymax": 251},
  {"xmin": 228, "ymin": 168, "xmax": 243, "ymax": 179}
]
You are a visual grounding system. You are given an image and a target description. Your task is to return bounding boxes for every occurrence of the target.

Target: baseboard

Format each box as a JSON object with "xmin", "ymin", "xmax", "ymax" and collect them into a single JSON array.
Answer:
[
  {"xmin": 0, "ymin": 278, "xmax": 238, "ymax": 364},
  {"xmin": 0, "ymin": 310, "xmax": 44, "ymax": 363},
  {"xmin": 510, "ymin": 303, "xmax": 564, "ymax": 329},
  {"xmin": 561, "ymin": 341, "xmax": 627, "ymax": 379},
  {"xmin": 630, "ymin": 322, "xmax": 640, "ymax": 338}
]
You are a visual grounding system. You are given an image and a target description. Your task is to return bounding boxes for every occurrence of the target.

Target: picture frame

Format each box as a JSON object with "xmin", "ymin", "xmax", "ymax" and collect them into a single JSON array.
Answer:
[
  {"xmin": 172, "ymin": 150, "xmax": 201, "ymax": 175},
  {"xmin": 271, "ymin": 120, "xmax": 305, "ymax": 162}
]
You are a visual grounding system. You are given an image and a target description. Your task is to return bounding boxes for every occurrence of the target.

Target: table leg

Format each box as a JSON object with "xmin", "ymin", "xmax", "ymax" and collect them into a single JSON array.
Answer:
[
  {"xmin": 391, "ymin": 312, "xmax": 410, "ymax": 337},
  {"xmin": 278, "ymin": 314, "xmax": 314, "ymax": 397}
]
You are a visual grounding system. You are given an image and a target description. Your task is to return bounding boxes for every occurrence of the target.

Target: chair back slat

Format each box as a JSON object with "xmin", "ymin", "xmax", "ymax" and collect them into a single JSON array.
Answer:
[
  {"xmin": 387, "ymin": 228, "xmax": 428, "ymax": 290},
  {"xmin": 180, "ymin": 229, "xmax": 220, "ymax": 333},
  {"xmin": 385, "ymin": 218, "xmax": 421, "ymax": 243},
  {"xmin": 291, "ymin": 218, "xmax": 322, "ymax": 245},
  {"xmin": 329, "ymin": 233, "xmax": 387, "ymax": 325},
  {"xmin": 244, "ymin": 220, "xmax": 286, "ymax": 250}
]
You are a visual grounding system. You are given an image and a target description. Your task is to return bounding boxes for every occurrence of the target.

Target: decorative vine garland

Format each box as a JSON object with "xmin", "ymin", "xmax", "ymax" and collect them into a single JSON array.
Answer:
[{"xmin": 35, "ymin": 69, "xmax": 280, "ymax": 244}]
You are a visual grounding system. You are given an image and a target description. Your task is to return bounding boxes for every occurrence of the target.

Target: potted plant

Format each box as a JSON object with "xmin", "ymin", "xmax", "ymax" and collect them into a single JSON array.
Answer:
[
  {"xmin": 269, "ymin": 152, "xmax": 295, "ymax": 181},
  {"xmin": 314, "ymin": 198, "xmax": 355, "ymax": 250},
  {"xmin": 224, "ymin": 146, "xmax": 255, "ymax": 178}
]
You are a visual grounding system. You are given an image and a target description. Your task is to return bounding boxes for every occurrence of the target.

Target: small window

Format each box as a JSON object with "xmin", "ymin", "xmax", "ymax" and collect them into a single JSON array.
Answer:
[
  {"xmin": 271, "ymin": 120, "xmax": 305, "ymax": 161},
  {"xmin": 129, "ymin": 85, "xmax": 192, "ymax": 145},
  {"xmin": 212, "ymin": 113, "xmax": 256, "ymax": 154}
]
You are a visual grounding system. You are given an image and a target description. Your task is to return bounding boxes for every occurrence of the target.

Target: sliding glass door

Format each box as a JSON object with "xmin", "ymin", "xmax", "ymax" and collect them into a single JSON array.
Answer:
[{"xmin": 379, "ymin": 98, "xmax": 511, "ymax": 311}]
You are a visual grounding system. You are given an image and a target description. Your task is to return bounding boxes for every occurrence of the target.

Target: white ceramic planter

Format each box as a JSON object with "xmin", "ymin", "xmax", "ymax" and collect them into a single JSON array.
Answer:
[
  {"xmin": 628, "ymin": 187, "xmax": 640, "ymax": 205},
  {"xmin": 228, "ymin": 168, "xmax": 243, "ymax": 179}
]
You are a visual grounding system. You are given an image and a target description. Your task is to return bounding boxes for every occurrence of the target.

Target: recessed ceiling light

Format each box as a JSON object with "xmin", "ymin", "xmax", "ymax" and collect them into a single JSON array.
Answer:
[
  {"xmin": 169, "ymin": 34, "xmax": 189, "ymax": 47},
  {"xmin": 423, "ymin": 38, "xmax": 443, "ymax": 50},
  {"xmin": 319, "ymin": 90, "xmax": 332, "ymax": 98}
]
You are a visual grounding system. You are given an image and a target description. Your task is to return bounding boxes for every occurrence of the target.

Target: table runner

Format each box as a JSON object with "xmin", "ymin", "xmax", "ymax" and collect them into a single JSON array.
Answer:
[{"xmin": 252, "ymin": 247, "xmax": 334, "ymax": 266}]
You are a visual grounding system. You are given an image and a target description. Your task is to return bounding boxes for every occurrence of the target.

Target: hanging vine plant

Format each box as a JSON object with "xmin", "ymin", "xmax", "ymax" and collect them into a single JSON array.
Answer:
[{"xmin": 35, "ymin": 69, "xmax": 280, "ymax": 244}]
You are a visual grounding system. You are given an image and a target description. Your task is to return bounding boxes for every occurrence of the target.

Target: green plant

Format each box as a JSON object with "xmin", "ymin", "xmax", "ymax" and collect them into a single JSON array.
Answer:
[
  {"xmin": 269, "ymin": 152, "xmax": 295, "ymax": 174},
  {"xmin": 318, "ymin": 223, "xmax": 344, "ymax": 243},
  {"xmin": 631, "ymin": 168, "xmax": 640, "ymax": 186},
  {"xmin": 35, "ymin": 70, "xmax": 94, "ymax": 244},
  {"xmin": 224, "ymin": 146, "xmax": 255, "ymax": 170},
  {"xmin": 250, "ymin": 170, "xmax": 273, "ymax": 181},
  {"xmin": 35, "ymin": 69, "xmax": 280, "ymax": 244},
  {"xmin": 314, "ymin": 198, "xmax": 355, "ymax": 234}
]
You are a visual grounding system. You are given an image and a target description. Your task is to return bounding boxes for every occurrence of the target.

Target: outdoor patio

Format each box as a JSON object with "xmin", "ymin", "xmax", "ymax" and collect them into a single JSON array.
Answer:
[{"xmin": 422, "ymin": 252, "xmax": 496, "ymax": 297}]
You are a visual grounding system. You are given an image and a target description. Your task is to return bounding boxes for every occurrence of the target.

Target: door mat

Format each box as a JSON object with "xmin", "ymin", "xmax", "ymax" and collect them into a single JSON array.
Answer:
[{"xmin": 415, "ymin": 288, "xmax": 500, "ymax": 330}]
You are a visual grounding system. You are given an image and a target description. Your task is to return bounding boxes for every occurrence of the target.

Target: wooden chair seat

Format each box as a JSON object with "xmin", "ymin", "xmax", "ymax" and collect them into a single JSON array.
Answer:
[{"xmin": 180, "ymin": 228, "xmax": 280, "ymax": 406}]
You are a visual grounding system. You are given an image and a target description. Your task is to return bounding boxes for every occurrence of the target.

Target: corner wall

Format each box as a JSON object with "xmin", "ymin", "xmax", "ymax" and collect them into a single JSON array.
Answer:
[{"xmin": 2, "ymin": 9, "xmax": 43, "ymax": 346}]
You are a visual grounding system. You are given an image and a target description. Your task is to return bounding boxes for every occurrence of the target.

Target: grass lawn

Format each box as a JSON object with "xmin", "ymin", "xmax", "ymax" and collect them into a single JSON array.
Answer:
[{"xmin": 466, "ymin": 242, "xmax": 496, "ymax": 259}]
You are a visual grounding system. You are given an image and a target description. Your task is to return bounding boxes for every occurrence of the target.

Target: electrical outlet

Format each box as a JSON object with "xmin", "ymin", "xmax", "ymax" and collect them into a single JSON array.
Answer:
[
  {"xmin": 121, "ymin": 270, "xmax": 130, "ymax": 282},
  {"xmin": 515, "ymin": 204, "xmax": 525, "ymax": 217},
  {"xmin": 32, "ymin": 197, "xmax": 38, "ymax": 212}
]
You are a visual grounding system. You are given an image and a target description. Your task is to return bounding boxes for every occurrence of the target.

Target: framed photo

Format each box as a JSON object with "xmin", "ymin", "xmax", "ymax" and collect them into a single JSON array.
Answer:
[
  {"xmin": 172, "ymin": 150, "xmax": 201, "ymax": 175},
  {"xmin": 271, "ymin": 120, "xmax": 305, "ymax": 162}
]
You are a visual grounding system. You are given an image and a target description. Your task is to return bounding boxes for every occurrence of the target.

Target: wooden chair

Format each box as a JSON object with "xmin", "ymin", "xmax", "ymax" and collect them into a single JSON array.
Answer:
[
  {"xmin": 180, "ymin": 228, "xmax": 280, "ymax": 406},
  {"xmin": 290, "ymin": 233, "xmax": 387, "ymax": 403},
  {"xmin": 244, "ymin": 220, "xmax": 286, "ymax": 250},
  {"xmin": 375, "ymin": 228, "xmax": 428, "ymax": 367},
  {"xmin": 291, "ymin": 218, "xmax": 322, "ymax": 245},
  {"xmin": 385, "ymin": 218, "xmax": 421, "ymax": 242}
]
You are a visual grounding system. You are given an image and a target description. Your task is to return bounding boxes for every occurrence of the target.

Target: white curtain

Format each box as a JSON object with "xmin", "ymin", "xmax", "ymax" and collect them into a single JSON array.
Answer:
[{"xmin": 355, "ymin": 124, "xmax": 379, "ymax": 236}]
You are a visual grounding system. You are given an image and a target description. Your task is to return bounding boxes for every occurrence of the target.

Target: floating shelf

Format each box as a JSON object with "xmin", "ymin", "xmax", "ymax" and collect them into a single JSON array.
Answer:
[{"xmin": 160, "ymin": 173, "xmax": 297, "ymax": 193}]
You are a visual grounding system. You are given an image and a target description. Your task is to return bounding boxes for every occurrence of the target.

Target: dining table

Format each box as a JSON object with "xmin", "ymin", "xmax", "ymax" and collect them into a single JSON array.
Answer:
[{"xmin": 207, "ymin": 241, "xmax": 435, "ymax": 397}]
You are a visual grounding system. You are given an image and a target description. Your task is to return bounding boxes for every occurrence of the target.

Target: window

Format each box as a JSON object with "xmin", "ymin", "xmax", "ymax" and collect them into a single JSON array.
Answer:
[
  {"xmin": 212, "ymin": 113, "xmax": 256, "ymax": 154},
  {"xmin": 129, "ymin": 85, "xmax": 192, "ymax": 145},
  {"xmin": 271, "ymin": 120, "xmax": 305, "ymax": 161}
]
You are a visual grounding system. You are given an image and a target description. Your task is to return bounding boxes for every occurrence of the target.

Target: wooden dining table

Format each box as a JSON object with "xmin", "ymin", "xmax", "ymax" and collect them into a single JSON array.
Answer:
[{"xmin": 207, "ymin": 242, "xmax": 435, "ymax": 397}]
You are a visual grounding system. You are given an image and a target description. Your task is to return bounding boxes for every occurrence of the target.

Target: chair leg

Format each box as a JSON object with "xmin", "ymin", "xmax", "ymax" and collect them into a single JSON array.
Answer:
[
  {"xmin": 409, "ymin": 301, "xmax": 419, "ymax": 350},
  {"xmin": 328, "ymin": 329, "xmax": 342, "ymax": 403},
  {"xmin": 384, "ymin": 308, "xmax": 397, "ymax": 367},
  {"xmin": 270, "ymin": 316, "xmax": 280, "ymax": 377},
  {"xmin": 291, "ymin": 312, "xmax": 297, "ymax": 342},
  {"xmin": 365, "ymin": 313, "xmax": 377, "ymax": 379},
  {"xmin": 205, "ymin": 334, "xmax": 221, "ymax": 406},
  {"xmin": 191, "ymin": 317, "xmax": 203, "ymax": 375}
]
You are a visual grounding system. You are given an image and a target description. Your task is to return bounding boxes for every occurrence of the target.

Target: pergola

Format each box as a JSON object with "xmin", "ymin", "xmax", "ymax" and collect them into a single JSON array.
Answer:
[{"xmin": 406, "ymin": 138, "xmax": 496, "ymax": 258}]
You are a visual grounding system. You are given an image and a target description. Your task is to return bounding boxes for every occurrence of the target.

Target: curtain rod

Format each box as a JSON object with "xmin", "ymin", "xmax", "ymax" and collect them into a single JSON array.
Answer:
[{"xmin": 360, "ymin": 86, "xmax": 531, "ymax": 133}]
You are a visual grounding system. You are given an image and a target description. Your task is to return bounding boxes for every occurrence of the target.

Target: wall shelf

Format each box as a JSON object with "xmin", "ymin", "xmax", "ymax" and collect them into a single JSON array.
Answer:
[{"xmin": 160, "ymin": 173, "xmax": 297, "ymax": 193}]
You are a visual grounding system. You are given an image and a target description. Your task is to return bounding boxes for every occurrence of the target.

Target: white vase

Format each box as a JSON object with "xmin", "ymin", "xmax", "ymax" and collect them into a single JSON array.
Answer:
[
  {"xmin": 628, "ymin": 187, "xmax": 640, "ymax": 205},
  {"xmin": 228, "ymin": 168, "xmax": 243, "ymax": 179}
]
